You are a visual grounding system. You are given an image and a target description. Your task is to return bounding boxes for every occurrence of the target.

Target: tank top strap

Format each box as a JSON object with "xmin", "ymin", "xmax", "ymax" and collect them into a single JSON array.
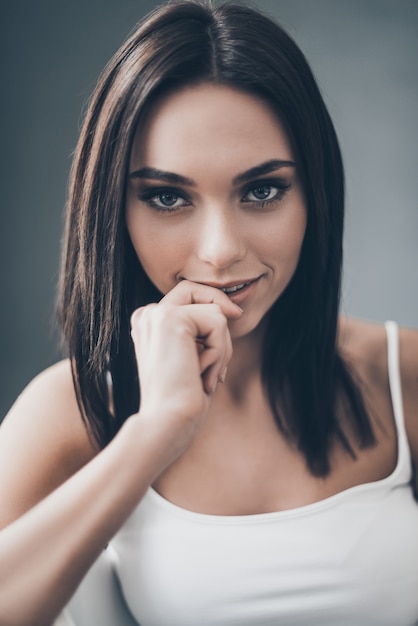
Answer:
[{"xmin": 384, "ymin": 320, "xmax": 411, "ymax": 476}]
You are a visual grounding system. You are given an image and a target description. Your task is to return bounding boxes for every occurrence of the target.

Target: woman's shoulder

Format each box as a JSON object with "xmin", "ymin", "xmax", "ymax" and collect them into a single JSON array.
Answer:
[
  {"xmin": 0, "ymin": 360, "xmax": 97, "ymax": 527},
  {"xmin": 337, "ymin": 315, "xmax": 386, "ymax": 361},
  {"xmin": 339, "ymin": 316, "xmax": 418, "ymax": 481},
  {"xmin": 2, "ymin": 359, "xmax": 92, "ymax": 439},
  {"xmin": 11, "ymin": 358, "xmax": 76, "ymax": 403},
  {"xmin": 338, "ymin": 315, "xmax": 418, "ymax": 382},
  {"xmin": 3, "ymin": 359, "xmax": 99, "ymax": 458}
]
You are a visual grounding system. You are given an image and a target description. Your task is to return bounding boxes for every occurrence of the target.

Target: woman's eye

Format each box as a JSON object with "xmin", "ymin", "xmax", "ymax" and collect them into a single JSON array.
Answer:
[
  {"xmin": 154, "ymin": 192, "xmax": 181, "ymax": 207},
  {"xmin": 138, "ymin": 189, "xmax": 189, "ymax": 211},
  {"xmin": 242, "ymin": 181, "xmax": 290, "ymax": 206},
  {"xmin": 249, "ymin": 185, "xmax": 276, "ymax": 201}
]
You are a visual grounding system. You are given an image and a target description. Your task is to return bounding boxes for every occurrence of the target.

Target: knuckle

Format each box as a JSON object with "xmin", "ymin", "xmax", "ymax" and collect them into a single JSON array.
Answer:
[
  {"xmin": 130, "ymin": 303, "xmax": 157, "ymax": 331},
  {"xmin": 152, "ymin": 304, "xmax": 173, "ymax": 326},
  {"xmin": 177, "ymin": 279, "xmax": 193, "ymax": 297},
  {"xmin": 130, "ymin": 307, "xmax": 144, "ymax": 329},
  {"xmin": 211, "ymin": 302, "xmax": 223, "ymax": 317},
  {"xmin": 215, "ymin": 307, "xmax": 228, "ymax": 328}
]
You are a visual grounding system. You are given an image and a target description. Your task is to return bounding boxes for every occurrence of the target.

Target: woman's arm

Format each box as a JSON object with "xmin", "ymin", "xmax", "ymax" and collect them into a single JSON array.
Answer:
[
  {"xmin": 0, "ymin": 283, "xmax": 241, "ymax": 626},
  {"xmin": 0, "ymin": 363, "xmax": 180, "ymax": 626},
  {"xmin": 0, "ymin": 361, "xmax": 96, "ymax": 531}
]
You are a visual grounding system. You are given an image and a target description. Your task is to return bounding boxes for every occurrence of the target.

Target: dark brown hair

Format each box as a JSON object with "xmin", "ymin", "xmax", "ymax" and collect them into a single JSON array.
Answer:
[{"xmin": 59, "ymin": 0, "xmax": 374, "ymax": 474}]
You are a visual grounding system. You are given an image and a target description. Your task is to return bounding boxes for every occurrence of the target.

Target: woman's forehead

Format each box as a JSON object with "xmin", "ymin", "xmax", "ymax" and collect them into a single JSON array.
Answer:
[{"xmin": 130, "ymin": 83, "xmax": 294, "ymax": 173}]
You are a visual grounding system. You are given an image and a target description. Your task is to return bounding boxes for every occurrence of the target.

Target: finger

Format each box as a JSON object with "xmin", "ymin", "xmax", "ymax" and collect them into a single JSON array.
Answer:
[
  {"xmin": 166, "ymin": 302, "xmax": 231, "ymax": 393},
  {"xmin": 198, "ymin": 320, "xmax": 232, "ymax": 373},
  {"xmin": 202, "ymin": 364, "xmax": 220, "ymax": 395},
  {"xmin": 130, "ymin": 302, "xmax": 232, "ymax": 396},
  {"xmin": 200, "ymin": 332, "xmax": 231, "ymax": 394},
  {"xmin": 199, "ymin": 338, "xmax": 228, "ymax": 378},
  {"xmin": 194, "ymin": 310, "xmax": 232, "ymax": 394},
  {"xmin": 201, "ymin": 357, "xmax": 229, "ymax": 395},
  {"xmin": 161, "ymin": 280, "xmax": 243, "ymax": 320}
]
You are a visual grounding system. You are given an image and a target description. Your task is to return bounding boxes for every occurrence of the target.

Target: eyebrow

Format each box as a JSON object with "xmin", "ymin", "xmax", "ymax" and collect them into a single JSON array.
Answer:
[
  {"xmin": 232, "ymin": 159, "xmax": 296, "ymax": 185},
  {"xmin": 128, "ymin": 167, "xmax": 195, "ymax": 186},
  {"xmin": 128, "ymin": 159, "xmax": 296, "ymax": 186}
]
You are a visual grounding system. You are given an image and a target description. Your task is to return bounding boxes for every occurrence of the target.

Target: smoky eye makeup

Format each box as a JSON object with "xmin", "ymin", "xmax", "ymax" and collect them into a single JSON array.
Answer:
[
  {"xmin": 135, "ymin": 186, "xmax": 192, "ymax": 211},
  {"xmin": 131, "ymin": 171, "xmax": 294, "ymax": 213},
  {"xmin": 241, "ymin": 177, "xmax": 292, "ymax": 207}
]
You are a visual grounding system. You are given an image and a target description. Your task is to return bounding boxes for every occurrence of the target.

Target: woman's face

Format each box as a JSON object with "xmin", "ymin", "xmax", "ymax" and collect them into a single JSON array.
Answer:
[{"xmin": 126, "ymin": 83, "xmax": 307, "ymax": 338}]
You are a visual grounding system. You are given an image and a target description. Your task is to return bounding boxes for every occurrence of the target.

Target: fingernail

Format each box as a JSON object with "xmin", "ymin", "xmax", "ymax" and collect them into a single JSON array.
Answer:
[{"xmin": 211, "ymin": 380, "xmax": 218, "ymax": 394}]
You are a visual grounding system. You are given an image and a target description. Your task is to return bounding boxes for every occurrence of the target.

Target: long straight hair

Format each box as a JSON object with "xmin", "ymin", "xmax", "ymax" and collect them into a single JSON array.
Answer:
[{"xmin": 59, "ymin": 0, "xmax": 375, "ymax": 475}]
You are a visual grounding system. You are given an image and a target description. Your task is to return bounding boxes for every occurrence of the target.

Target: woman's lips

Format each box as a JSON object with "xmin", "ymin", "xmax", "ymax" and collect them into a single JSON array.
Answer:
[
  {"xmin": 180, "ymin": 276, "xmax": 263, "ymax": 306},
  {"xmin": 219, "ymin": 276, "xmax": 262, "ymax": 305},
  {"xmin": 220, "ymin": 281, "xmax": 252, "ymax": 294}
]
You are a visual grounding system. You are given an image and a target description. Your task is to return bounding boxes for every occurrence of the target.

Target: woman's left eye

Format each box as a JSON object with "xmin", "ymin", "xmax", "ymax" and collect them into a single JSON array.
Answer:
[{"xmin": 242, "ymin": 181, "xmax": 290, "ymax": 205}]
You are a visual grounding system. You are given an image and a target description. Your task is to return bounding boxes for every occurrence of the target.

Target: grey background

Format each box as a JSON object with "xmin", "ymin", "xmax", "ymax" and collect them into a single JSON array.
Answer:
[{"xmin": 1, "ymin": 0, "xmax": 417, "ymax": 420}]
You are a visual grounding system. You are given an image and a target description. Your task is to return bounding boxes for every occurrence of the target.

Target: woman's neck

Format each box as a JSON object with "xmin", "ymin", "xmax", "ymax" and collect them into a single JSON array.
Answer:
[{"xmin": 225, "ymin": 322, "xmax": 266, "ymax": 399}]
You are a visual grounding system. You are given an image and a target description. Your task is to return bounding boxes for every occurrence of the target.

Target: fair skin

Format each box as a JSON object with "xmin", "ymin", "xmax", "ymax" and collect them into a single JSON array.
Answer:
[{"xmin": 0, "ymin": 83, "xmax": 417, "ymax": 624}]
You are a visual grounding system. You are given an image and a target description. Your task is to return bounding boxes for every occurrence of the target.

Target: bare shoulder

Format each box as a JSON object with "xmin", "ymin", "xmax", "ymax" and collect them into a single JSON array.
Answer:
[
  {"xmin": 338, "ymin": 316, "xmax": 387, "ymax": 368},
  {"xmin": 338, "ymin": 315, "xmax": 418, "ymax": 484},
  {"xmin": 0, "ymin": 360, "xmax": 98, "ymax": 528},
  {"xmin": 338, "ymin": 314, "xmax": 418, "ymax": 393}
]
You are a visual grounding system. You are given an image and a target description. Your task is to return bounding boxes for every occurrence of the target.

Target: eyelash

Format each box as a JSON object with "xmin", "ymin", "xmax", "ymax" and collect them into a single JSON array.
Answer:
[
  {"xmin": 137, "ymin": 178, "xmax": 292, "ymax": 213},
  {"xmin": 241, "ymin": 178, "xmax": 292, "ymax": 208},
  {"xmin": 137, "ymin": 187, "xmax": 191, "ymax": 212}
]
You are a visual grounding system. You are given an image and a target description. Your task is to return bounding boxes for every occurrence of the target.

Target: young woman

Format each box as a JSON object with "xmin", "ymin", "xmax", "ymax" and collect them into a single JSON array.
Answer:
[{"xmin": 0, "ymin": 1, "xmax": 417, "ymax": 625}]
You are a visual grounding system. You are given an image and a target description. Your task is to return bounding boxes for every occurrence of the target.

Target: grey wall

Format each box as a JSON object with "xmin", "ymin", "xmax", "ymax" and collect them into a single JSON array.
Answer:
[{"xmin": 1, "ymin": 0, "xmax": 417, "ymax": 420}]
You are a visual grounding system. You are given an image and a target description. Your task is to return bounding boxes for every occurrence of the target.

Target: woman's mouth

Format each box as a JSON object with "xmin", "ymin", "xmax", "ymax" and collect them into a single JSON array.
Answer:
[
  {"xmin": 220, "ymin": 281, "xmax": 252, "ymax": 295},
  {"xmin": 182, "ymin": 276, "xmax": 263, "ymax": 306},
  {"xmin": 218, "ymin": 277, "xmax": 262, "ymax": 305}
]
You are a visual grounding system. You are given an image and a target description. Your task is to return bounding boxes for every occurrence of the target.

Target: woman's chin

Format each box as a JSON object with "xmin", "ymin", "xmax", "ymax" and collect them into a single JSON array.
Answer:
[{"xmin": 228, "ymin": 313, "xmax": 268, "ymax": 343}]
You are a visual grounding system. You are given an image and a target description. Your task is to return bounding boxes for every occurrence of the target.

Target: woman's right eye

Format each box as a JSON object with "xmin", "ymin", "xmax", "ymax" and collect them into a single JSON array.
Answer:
[{"xmin": 137, "ymin": 188, "xmax": 190, "ymax": 212}]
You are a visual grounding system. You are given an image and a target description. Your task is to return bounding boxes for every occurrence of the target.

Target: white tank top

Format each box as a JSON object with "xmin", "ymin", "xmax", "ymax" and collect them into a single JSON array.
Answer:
[{"xmin": 110, "ymin": 321, "xmax": 418, "ymax": 625}]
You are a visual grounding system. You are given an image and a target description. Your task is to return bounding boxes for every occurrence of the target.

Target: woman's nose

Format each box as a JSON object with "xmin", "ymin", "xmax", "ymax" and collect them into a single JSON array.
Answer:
[{"xmin": 196, "ymin": 205, "xmax": 246, "ymax": 270}]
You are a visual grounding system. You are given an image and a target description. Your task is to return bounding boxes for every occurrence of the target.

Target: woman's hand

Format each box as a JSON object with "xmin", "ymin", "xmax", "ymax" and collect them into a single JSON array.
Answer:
[{"xmin": 130, "ymin": 280, "xmax": 243, "ymax": 458}]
